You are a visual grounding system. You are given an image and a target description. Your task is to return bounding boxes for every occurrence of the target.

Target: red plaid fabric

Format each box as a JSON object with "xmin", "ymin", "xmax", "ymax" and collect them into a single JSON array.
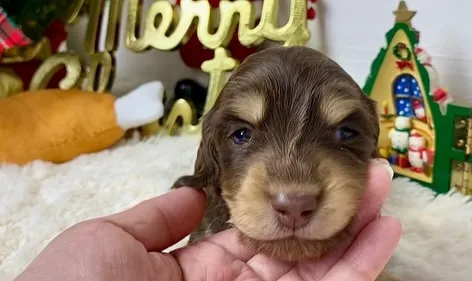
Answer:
[{"xmin": 0, "ymin": 7, "xmax": 32, "ymax": 55}]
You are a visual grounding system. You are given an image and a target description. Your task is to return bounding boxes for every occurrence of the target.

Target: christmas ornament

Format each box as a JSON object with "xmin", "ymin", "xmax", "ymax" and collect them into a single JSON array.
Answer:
[
  {"xmin": 415, "ymin": 47, "xmax": 452, "ymax": 115},
  {"xmin": 178, "ymin": 32, "xmax": 214, "ymax": 69},
  {"xmin": 412, "ymin": 98, "xmax": 426, "ymax": 121},
  {"xmin": 393, "ymin": 42, "xmax": 413, "ymax": 70},
  {"xmin": 363, "ymin": 0, "xmax": 472, "ymax": 195},
  {"xmin": 388, "ymin": 116, "xmax": 411, "ymax": 168},
  {"xmin": 305, "ymin": 0, "xmax": 323, "ymax": 52},
  {"xmin": 173, "ymin": 79, "xmax": 208, "ymax": 120},
  {"xmin": 0, "ymin": 0, "xmax": 75, "ymax": 41},
  {"xmin": 432, "ymin": 87, "xmax": 452, "ymax": 115},
  {"xmin": 389, "ymin": 116, "xmax": 411, "ymax": 155},
  {"xmin": 0, "ymin": 7, "xmax": 32, "ymax": 55},
  {"xmin": 408, "ymin": 129, "xmax": 433, "ymax": 173},
  {"xmin": 393, "ymin": 0, "xmax": 416, "ymax": 28},
  {"xmin": 0, "ymin": 20, "xmax": 69, "ymax": 95}
]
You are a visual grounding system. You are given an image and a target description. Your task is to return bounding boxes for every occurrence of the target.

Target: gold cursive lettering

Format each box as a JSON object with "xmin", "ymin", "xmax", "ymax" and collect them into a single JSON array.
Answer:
[
  {"xmin": 29, "ymin": 52, "xmax": 82, "ymax": 91},
  {"xmin": 83, "ymin": 0, "xmax": 119, "ymax": 95},
  {"xmin": 164, "ymin": 47, "xmax": 238, "ymax": 135},
  {"xmin": 86, "ymin": 52, "xmax": 114, "ymax": 93},
  {"xmin": 63, "ymin": 0, "xmax": 86, "ymax": 24},
  {"xmin": 126, "ymin": 0, "xmax": 309, "ymax": 51},
  {"xmin": 85, "ymin": 0, "xmax": 102, "ymax": 54},
  {"xmin": 85, "ymin": 0, "xmax": 122, "ymax": 52},
  {"xmin": 165, "ymin": 99, "xmax": 199, "ymax": 135},
  {"xmin": 0, "ymin": 68, "xmax": 24, "ymax": 97},
  {"xmin": 105, "ymin": 0, "xmax": 123, "ymax": 51},
  {"xmin": 239, "ymin": 0, "xmax": 309, "ymax": 46},
  {"xmin": 201, "ymin": 47, "xmax": 238, "ymax": 114},
  {"xmin": 126, "ymin": 0, "xmax": 182, "ymax": 51}
]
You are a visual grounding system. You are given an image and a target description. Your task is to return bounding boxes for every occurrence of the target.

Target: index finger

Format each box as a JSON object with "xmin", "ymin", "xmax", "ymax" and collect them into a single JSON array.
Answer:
[
  {"xmin": 351, "ymin": 158, "xmax": 394, "ymax": 234},
  {"xmin": 321, "ymin": 216, "xmax": 402, "ymax": 281}
]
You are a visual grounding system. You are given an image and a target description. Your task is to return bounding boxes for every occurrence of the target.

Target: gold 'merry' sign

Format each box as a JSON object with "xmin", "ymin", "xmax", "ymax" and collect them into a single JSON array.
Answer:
[{"xmin": 23, "ymin": 0, "xmax": 310, "ymax": 135}]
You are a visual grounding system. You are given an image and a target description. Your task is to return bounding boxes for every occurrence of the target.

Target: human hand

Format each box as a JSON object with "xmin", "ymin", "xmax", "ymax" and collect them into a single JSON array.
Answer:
[{"xmin": 14, "ymin": 159, "xmax": 401, "ymax": 281}]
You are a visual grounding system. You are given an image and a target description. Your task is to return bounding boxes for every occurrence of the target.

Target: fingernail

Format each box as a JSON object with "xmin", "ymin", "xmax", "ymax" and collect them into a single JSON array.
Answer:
[{"xmin": 374, "ymin": 158, "xmax": 394, "ymax": 179}]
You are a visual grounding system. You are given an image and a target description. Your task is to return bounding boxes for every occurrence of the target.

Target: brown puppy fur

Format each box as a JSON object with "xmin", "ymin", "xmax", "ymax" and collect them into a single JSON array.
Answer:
[{"xmin": 172, "ymin": 46, "xmax": 397, "ymax": 279}]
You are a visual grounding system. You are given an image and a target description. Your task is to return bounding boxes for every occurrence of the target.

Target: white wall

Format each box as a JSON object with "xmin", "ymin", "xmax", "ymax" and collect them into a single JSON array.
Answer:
[{"xmin": 66, "ymin": 0, "xmax": 472, "ymax": 107}]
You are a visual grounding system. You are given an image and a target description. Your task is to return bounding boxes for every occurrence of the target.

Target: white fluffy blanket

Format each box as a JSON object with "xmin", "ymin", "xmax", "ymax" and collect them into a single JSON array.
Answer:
[{"xmin": 1, "ymin": 134, "xmax": 471, "ymax": 281}]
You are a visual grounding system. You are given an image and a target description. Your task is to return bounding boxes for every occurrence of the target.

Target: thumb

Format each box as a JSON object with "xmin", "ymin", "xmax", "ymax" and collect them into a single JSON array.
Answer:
[{"xmin": 104, "ymin": 187, "xmax": 206, "ymax": 251}]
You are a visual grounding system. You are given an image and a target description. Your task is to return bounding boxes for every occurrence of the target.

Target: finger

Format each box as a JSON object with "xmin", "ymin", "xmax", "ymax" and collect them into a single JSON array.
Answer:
[
  {"xmin": 294, "ymin": 159, "xmax": 394, "ymax": 279},
  {"xmin": 104, "ymin": 187, "xmax": 206, "ymax": 251},
  {"xmin": 321, "ymin": 216, "xmax": 402, "ymax": 281},
  {"xmin": 351, "ymin": 158, "xmax": 394, "ymax": 234}
]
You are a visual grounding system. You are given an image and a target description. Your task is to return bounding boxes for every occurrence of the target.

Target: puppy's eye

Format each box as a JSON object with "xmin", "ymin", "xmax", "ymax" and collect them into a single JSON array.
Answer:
[
  {"xmin": 335, "ymin": 127, "xmax": 359, "ymax": 141},
  {"xmin": 231, "ymin": 128, "xmax": 252, "ymax": 144}
]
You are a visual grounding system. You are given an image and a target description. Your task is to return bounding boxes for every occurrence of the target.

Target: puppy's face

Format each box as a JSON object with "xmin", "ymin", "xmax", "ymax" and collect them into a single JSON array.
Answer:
[{"xmin": 190, "ymin": 46, "xmax": 379, "ymax": 261}]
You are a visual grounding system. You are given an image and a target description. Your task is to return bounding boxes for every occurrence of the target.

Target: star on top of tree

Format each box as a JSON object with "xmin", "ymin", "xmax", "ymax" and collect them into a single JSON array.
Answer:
[{"xmin": 393, "ymin": 0, "xmax": 416, "ymax": 28}]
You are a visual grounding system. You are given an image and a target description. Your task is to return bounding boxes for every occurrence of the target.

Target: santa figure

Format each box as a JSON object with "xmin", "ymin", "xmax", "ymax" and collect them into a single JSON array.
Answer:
[
  {"xmin": 415, "ymin": 47, "xmax": 452, "ymax": 115},
  {"xmin": 412, "ymin": 99, "xmax": 426, "ymax": 121},
  {"xmin": 415, "ymin": 48, "xmax": 437, "ymax": 88},
  {"xmin": 388, "ymin": 116, "xmax": 411, "ymax": 168},
  {"xmin": 432, "ymin": 87, "xmax": 452, "ymax": 116},
  {"xmin": 408, "ymin": 130, "xmax": 433, "ymax": 173}
]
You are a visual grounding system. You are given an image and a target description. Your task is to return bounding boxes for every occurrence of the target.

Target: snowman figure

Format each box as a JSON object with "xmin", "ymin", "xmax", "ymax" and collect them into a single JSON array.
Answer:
[
  {"xmin": 389, "ymin": 116, "xmax": 411, "ymax": 153},
  {"xmin": 388, "ymin": 116, "xmax": 411, "ymax": 167},
  {"xmin": 408, "ymin": 130, "xmax": 431, "ymax": 173}
]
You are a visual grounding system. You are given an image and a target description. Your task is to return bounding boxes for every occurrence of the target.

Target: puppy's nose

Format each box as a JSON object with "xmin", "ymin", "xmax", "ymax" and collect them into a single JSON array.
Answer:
[{"xmin": 271, "ymin": 193, "xmax": 317, "ymax": 229}]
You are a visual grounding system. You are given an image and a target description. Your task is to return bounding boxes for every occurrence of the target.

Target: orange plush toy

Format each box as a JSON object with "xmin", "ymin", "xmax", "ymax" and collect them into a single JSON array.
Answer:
[{"xmin": 0, "ymin": 81, "xmax": 165, "ymax": 165}]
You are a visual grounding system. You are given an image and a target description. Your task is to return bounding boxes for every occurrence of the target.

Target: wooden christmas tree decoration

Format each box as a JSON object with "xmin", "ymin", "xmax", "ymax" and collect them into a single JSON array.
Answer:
[{"xmin": 363, "ymin": 0, "xmax": 472, "ymax": 195}]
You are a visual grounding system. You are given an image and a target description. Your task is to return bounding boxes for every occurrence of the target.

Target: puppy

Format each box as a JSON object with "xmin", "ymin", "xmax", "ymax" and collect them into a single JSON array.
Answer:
[{"xmin": 172, "ymin": 46, "xmax": 397, "ymax": 279}]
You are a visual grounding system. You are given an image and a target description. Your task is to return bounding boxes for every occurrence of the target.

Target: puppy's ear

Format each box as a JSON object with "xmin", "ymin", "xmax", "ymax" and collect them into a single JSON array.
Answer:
[{"xmin": 171, "ymin": 111, "xmax": 220, "ymax": 190}]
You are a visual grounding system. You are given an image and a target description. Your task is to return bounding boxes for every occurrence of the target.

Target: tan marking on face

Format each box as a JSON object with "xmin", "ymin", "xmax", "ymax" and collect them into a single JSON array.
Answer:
[
  {"xmin": 296, "ymin": 156, "xmax": 366, "ymax": 240},
  {"xmin": 297, "ymin": 177, "xmax": 360, "ymax": 240},
  {"xmin": 225, "ymin": 160, "xmax": 288, "ymax": 240},
  {"xmin": 227, "ymin": 93, "xmax": 266, "ymax": 124},
  {"xmin": 320, "ymin": 87, "xmax": 362, "ymax": 125}
]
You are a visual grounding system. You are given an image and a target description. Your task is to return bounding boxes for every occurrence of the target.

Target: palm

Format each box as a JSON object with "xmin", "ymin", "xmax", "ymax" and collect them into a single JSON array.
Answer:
[{"xmin": 172, "ymin": 212, "xmax": 397, "ymax": 281}]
